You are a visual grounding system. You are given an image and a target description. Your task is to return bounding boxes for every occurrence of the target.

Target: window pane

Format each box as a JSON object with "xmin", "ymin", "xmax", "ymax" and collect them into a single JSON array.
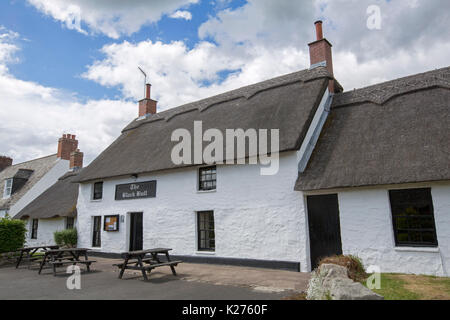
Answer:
[
  {"xmin": 198, "ymin": 211, "xmax": 215, "ymax": 251},
  {"xmin": 389, "ymin": 188, "xmax": 437, "ymax": 247},
  {"xmin": 199, "ymin": 166, "xmax": 216, "ymax": 191},
  {"xmin": 93, "ymin": 182, "xmax": 103, "ymax": 200}
]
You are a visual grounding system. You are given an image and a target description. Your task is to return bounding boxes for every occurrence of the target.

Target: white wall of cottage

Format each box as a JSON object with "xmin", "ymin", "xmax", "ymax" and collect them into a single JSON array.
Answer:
[
  {"xmin": 77, "ymin": 151, "xmax": 310, "ymax": 271},
  {"xmin": 332, "ymin": 182, "xmax": 450, "ymax": 277},
  {"xmin": 25, "ymin": 217, "xmax": 75, "ymax": 247}
]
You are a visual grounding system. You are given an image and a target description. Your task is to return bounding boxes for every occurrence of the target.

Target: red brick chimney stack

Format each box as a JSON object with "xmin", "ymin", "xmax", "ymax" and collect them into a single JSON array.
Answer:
[
  {"xmin": 57, "ymin": 134, "xmax": 78, "ymax": 161},
  {"xmin": 308, "ymin": 20, "xmax": 335, "ymax": 93},
  {"xmin": 0, "ymin": 156, "xmax": 13, "ymax": 172},
  {"xmin": 139, "ymin": 83, "xmax": 158, "ymax": 117},
  {"xmin": 70, "ymin": 149, "xmax": 83, "ymax": 170}
]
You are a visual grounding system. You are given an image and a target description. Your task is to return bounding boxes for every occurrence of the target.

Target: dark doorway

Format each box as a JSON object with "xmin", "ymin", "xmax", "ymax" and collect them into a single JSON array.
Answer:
[
  {"xmin": 307, "ymin": 194, "xmax": 342, "ymax": 270},
  {"xmin": 129, "ymin": 212, "xmax": 143, "ymax": 251}
]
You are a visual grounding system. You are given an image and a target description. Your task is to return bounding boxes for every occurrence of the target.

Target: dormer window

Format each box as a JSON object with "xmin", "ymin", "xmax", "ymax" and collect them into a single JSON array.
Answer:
[{"xmin": 3, "ymin": 178, "xmax": 12, "ymax": 199}]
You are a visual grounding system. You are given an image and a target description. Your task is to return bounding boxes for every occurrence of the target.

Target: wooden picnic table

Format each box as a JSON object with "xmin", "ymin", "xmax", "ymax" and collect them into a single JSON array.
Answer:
[
  {"xmin": 38, "ymin": 248, "xmax": 96, "ymax": 276},
  {"xmin": 114, "ymin": 248, "xmax": 182, "ymax": 281},
  {"xmin": 16, "ymin": 245, "xmax": 60, "ymax": 268}
]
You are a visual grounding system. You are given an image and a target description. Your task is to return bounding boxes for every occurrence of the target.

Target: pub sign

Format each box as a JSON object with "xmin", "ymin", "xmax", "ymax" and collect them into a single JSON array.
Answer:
[{"xmin": 115, "ymin": 181, "xmax": 157, "ymax": 200}]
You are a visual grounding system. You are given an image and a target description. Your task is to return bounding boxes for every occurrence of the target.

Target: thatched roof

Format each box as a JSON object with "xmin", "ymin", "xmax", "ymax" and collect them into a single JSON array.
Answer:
[
  {"xmin": 76, "ymin": 67, "xmax": 334, "ymax": 183},
  {"xmin": 14, "ymin": 171, "xmax": 80, "ymax": 219},
  {"xmin": 295, "ymin": 66, "xmax": 450, "ymax": 191},
  {"xmin": 0, "ymin": 154, "xmax": 59, "ymax": 211}
]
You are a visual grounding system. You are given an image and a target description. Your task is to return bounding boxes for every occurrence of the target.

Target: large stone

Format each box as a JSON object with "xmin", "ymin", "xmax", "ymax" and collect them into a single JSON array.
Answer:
[
  {"xmin": 307, "ymin": 263, "xmax": 384, "ymax": 300},
  {"xmin": 329, "ymin": 278, "xmax": 384, "ymax": 300},
  {"xmin": 319, "ymin": 264, "xmax": 348, "ymax": 278}
]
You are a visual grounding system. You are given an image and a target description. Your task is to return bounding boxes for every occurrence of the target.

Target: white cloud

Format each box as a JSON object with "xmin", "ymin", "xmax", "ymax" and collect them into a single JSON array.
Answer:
[
  {"xmin": 0, "ymin": 27, "xmax": 135, "ymax": 164},
  {"xmin": 27, "ymin": 0, "xmax": 198, "ymax": 38},
  {"xmin": 83, "ymin": 0, "xmax": 450, "ymax": 105},
  {"xmin": 169, "ymin": 10, "xmax": 192, "ymax": 21},
  {"xmin": 82, "ymin": 39, "xmax": 309, "ymax": 109}
]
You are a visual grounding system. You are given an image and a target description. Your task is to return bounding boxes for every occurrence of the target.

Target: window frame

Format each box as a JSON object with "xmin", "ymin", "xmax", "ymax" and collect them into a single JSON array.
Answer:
[
  {"xmin": 197, "ymin": 211, "xmax": 215, "ymax": 252},
  {"xmin": 66, "ymin": 217, "xmax": 75, "ymax": 229},
  {"xmin": 198, "ymin": 166, "xmax": 217, "ymax": 192},
  {"xmin": 92, "ymin": 216, "xmax": 102, "ymax": 248},
  {"xmin": 31, "ymin": 219, "xmax": 38, "ymax": 239},
  {"xmin": 92, "ymin": 181, "xmax": 104, "ymax": 200},
  {"xmin": 3, "ymin": 178, "xmax": 13, "ymax": 199},
  {"xmin": 389, "ymin": 188, "xmax": 438, "ymax": 248}
]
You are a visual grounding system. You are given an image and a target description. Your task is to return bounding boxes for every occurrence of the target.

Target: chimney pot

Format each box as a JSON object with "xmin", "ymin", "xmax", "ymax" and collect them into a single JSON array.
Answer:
[
  {"xmin": 315, "ymin": 20, "xmax": 323, "ymax": 40},
  {"xmin": 145, "ymin": 84, "xmax": 151, "ymax": 100}
]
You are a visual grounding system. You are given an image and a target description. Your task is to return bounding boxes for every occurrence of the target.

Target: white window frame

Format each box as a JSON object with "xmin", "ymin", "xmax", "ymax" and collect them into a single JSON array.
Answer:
[{"xmin": 3, "ymin": 178, "xmax": 13, "ymax": 199}]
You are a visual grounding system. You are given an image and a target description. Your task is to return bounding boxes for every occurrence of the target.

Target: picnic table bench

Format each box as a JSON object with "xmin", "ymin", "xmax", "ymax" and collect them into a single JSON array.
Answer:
[
  {"xmin": 113, "ymin": 248, "xmax": 182, "ymax": 281},
  {"xmin": 16, "ymin": 245, "xmax": 60, "ymax": 268},
  {"xmin": 38, "ymin": 248, "xmax": 96, "ymax": 276}
]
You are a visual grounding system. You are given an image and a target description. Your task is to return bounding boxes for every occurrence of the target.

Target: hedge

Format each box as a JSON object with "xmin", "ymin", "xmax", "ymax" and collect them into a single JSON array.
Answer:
[
  {"xmin": 54, "ymin": 228, "xmax": 77, "ymax": 248},
  {"xmin": 0, "ymin": 216, "xmax": 27, "ymax": 253}
]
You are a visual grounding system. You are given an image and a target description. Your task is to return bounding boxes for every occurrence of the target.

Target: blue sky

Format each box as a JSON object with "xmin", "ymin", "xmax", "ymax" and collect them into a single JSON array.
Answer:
[
  {"xmin": 0, "ymin": 0, "xmax": 245, "ymax": 101},
  {"xmin": 0, "ymin": 0, "xmax": 448, "ymax": 164}
]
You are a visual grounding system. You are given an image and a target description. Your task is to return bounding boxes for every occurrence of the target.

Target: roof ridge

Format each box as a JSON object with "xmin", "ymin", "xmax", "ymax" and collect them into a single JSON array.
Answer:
[
  {"xmin": 333, "ymin": 66, "xmax": 450, "ymax": 108},
  {"xmin": 123, "ymin": 67, "xmax": 332, "ymax": 132},
  {"xmin": 6, "ymin": 153, "xmax": 58, "ymax": 167}
]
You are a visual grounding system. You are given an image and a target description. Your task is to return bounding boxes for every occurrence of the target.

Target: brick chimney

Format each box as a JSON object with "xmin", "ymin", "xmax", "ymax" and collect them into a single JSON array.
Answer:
[
  {"xmin": 70, "ymin": 149, "xmax": 83, "ymax": 170},
  {"xmin": 0, "ymin": 156, "xmax": 13, "ymax": 172},
  {"xmin": 309, "ymin": 21, "xmax": 335, "ymax": 92},
  {"xmin": 139, "ymin": 83, "xmax": 157, "ymax": 117},
  {"xmin": 57, "ymin": 134, "xmax": 78, "ymax": 161}
]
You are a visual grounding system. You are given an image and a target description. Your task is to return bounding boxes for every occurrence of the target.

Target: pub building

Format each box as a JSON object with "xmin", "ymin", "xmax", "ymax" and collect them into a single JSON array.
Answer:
[{"xmin": 73, "ymin": 22, "xmax": 450, "ymax": 276}]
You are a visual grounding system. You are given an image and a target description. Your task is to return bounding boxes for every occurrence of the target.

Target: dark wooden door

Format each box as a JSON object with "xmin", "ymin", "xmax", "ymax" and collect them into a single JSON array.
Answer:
[
  {"xmin": 307, "ymin": 194, "xmax": 342, "ymax": 270},
  {"xmin": 129, "ymin": 212, "xmax": 143, "ymax": 251}
]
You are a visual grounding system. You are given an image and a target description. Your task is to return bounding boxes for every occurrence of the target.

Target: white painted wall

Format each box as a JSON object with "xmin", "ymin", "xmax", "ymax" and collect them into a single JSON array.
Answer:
[
  {"xmin": 77, "ymin": 151, "xmax": 310, "ymax": 271},
  {"xmin": 10, "ymin": 159, "xmax": 70, "ymax": 217},
  {"xmin": 24, "ymin": 217, "xmax": 76, "ymax": 247},
  {"xmin": 335, "ymin": 183, "xmax": 450, "ymax": 276}
]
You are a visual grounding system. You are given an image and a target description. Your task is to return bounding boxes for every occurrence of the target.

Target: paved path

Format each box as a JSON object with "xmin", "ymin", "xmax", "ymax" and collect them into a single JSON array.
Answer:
[{"xmin": 0, "ymin": 258, "xmax": 311, "ymax": 300}]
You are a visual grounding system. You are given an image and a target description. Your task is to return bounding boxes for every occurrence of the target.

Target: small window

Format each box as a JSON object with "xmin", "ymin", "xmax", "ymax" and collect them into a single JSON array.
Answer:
[
  {"xmin": 199, "ymin": 166, "xmax": 216, "ymax": 191},
  {"xmin": 389, "ymin": 188, "xmax": 438, "ymax": 247},
  {"xmin": 3, "ymin": 178, "xmax": 13, "ymax": 198},
  {"xmin": 197, "ymin": 211, "xmax": 215, "ymax": 252},
  {"xmin": 92, "ymin": 216, "xmax": 102, "ymax": 247},
  {"xmin": 93, "ymin": 182, "xmax": 103, "ymax": 200},
  {"xmin": 31, "ymin": 219, "xmax": 38, "ymax": 239},
  {"xmin": 66, "ymin": 217, "xmax": 75, "ymax": 229}
]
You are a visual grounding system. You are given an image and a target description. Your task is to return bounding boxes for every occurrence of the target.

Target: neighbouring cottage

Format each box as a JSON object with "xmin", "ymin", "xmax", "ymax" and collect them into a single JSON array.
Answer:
[
  {"xmin": 73, "ymin": 21, "xmax": 449, "ymax": 276},
  {"xmin": 0, "ymin": 134, "xmax": 80, "ymax": 220},
  {"xmin": 0, "ymin": 134, "xmax": 82, "ymax": 244},
  {"xmin": 14, "ymin": 159, "xmax": 83, "ymax": 247}
]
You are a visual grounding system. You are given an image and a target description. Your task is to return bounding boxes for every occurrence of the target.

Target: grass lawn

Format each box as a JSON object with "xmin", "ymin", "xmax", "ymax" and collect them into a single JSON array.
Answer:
[{"xmin": 368, "ymin": 274, "xmax": 450, "ymax": 300}]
